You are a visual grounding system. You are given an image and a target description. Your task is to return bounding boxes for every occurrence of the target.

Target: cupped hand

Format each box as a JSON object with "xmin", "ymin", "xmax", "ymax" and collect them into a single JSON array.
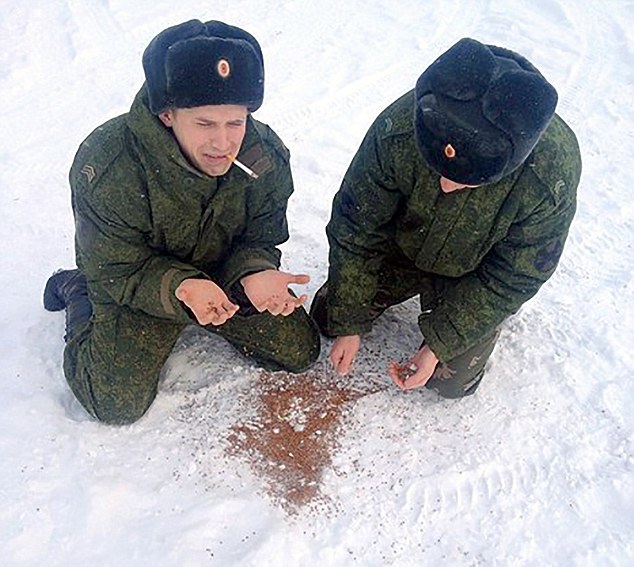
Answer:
[
  {"xmin": 175, "ymin": 278, "xmax": 239, "ymax": 326},
  {"xmin": 388, "ymin": 344, "xmax": 439, "ymax": 390},
  {"xmin": 330, "ymin": 334, "xmax": 361, "ymax": 375},
  {"xmin": 240, "ymin": 269, "xmax": 309, "ymax": 316}
]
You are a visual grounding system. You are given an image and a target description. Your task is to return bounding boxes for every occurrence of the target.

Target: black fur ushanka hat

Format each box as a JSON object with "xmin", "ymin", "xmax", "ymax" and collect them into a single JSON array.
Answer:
[
  {"xmin": 415, "ymin": 38, "xmax": 558, "ymax": 185},
  {"xmin": 142, "ymin": 19, "xmax": 264, "ymax": 114}
]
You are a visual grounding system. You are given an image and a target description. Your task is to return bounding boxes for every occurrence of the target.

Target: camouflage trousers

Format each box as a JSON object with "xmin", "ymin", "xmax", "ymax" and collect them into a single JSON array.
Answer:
[
  {"xmin": 310, "ymin": 261, "xmax": 499, "ymax": 399},
  {"xmin": 64, "ymin": 296, "xmax": 320, "ymax": 425}
]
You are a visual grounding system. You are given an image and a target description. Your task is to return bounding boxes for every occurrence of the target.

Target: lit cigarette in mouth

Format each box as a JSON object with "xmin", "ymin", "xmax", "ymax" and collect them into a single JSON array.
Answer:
[{"xmin": 227, "ymin": 154, "xmax": 259, "ymax": 179}]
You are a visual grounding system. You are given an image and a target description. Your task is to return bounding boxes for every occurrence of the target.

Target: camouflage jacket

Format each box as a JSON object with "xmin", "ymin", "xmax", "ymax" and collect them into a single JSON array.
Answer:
[
  {"xmin": 326, "ymin": 90, "xmax": 582, "ymax": 362},
  {"xmin": 70, "ymin": 87, "xmax": 293, "ymax": 323}
]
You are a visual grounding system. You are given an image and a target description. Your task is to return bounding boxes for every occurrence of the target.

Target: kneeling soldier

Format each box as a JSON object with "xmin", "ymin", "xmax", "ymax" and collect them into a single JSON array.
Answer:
[
  {"xmin": 311, "ymin": 38, "xmax": 581, "ymax": 398},
  {"xmin": 44, "ymin": 20, "xmax": 320, "ymax": 424}
]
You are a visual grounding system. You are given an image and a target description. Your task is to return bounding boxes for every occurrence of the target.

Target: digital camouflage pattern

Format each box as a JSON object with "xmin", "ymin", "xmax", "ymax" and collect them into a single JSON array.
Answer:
[
  {"xmin": 64, "ymin": 298, "xmax": 320, "ymax": 424},
  {"xmin": 311, "ymin": 265, "xmax": 500, "ymax": 398},
  {"xmin": 71, "ymin": 87, "xmax": 295, "ymax": 315},
  {"xmin": 64, "ymin": 87, "xmax": 319, "ymax": 424},
  {"xmin": 324, "ymin": 90, "xmax": 582, "ymax": 363}
]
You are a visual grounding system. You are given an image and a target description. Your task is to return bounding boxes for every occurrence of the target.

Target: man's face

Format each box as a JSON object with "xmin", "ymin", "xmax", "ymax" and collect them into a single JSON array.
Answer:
[
  {"xmin": 439, "ymin": 176, "xmax": 480, "ymax": 193},
  {"xmin": 159, "ymin": 105, "xmax": 248, "ymax": 177}
]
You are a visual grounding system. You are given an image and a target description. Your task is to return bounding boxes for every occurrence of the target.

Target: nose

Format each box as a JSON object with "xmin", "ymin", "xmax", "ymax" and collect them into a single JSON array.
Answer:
[{"xmin": 211, "ymin": 126, "xmax": 230, "ymax": 152}]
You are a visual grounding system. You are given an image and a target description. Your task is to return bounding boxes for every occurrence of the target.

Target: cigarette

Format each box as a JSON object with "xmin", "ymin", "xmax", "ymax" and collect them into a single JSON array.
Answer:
[{"xmin": 227, "ymin": 153, "xmax": 259, "ymax": 179}]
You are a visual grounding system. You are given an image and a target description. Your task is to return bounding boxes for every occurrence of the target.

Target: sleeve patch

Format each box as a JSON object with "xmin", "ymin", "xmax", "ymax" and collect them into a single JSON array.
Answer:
[
  {"xmin": 80, "ymin": 164, "xmax": 96, "ymax": 183},
  {"xmin": 239, "ymin": 145, "xmax": 273, "ymax": 176}
]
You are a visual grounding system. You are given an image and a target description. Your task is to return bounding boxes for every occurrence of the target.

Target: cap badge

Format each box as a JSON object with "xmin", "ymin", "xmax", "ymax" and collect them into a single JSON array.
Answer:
[
  {"xmin": 444, "ymin": 143, "xmax": 456, "ymax": 159},
  {"xmin": 217, "ymin": 58, "xmax": 231, "ymax": 78}
]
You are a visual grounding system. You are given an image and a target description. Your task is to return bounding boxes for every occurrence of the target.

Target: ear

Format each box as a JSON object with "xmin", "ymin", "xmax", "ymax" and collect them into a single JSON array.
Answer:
[{"xmin": 158, "ymin": 109, "xmax": 174, "ymax": 127}]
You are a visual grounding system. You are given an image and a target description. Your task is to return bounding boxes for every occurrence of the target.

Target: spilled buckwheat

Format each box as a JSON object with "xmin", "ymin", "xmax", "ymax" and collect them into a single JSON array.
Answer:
[{"xmin": 226, "ymin": 363, "xmax": 385, "ymax": 514}]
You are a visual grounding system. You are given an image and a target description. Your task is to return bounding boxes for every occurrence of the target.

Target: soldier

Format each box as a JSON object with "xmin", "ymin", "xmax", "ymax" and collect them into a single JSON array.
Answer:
[
  {"xmin": 311, "ymin": 38, "xmax": 581, "ymax": 398},
  {"xmin": 44, "ymin": 20, "xmax": 320, "ymax": 424}
]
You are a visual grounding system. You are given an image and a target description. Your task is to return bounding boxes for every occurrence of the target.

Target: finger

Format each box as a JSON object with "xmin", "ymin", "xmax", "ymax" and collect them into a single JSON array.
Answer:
[
  {"xmin": 175, "ymin": 287, "xmax": 189, "ymax": 302},
  {"xmin": 268, "ymin": 301, "xmax": 285, "ymax": 316},
  {"xmin": 401, "ymin": 368, "xmax": 431, "ymax": 390},
  {"xmin": 329, "ymin": 348, "xmax": 345, "ymax": 374},
  {"xmin": 387, "ymin": 361, "xmax": 420, "ymax": 388},
  {"xmin": 289, "ymin": 274, "xmax": 311, "ymax": 285},
  {"xmin": 221, "ymin": 301, "xmax": 239, "ymax": 315},
  {"xmin": 337, "ymin": 354, "xmax": 353, "ymax": 375},
  {"xmin": 387, "ymin": 361, "xmax": 400, "ymax": 380},
  {"xmin": 333, "ymin": 349, "xmax": 354, "ymax": 375},
  {"xmin": 194, "ymin": 312, "xmax": 211, "ymax": 326},
  {"xmin": 256, "ymin": 296, "xmax": 279, "ymax": 315},
  {"xmin": 293, "ymin": 293, "xmax": 308, "ymax": 306},
  {"xmin": 280, "ymin": 293, "xmax": 305, "ymax": 305},
  {"xmin": 280, "ymin": 301, "xmax": 296, "ymax": 317},
  {"xmin": 279, "ymin": 295, "xmax": 305, "ymax": 313},
  {"xmin": 197, "ymin": 310, "xmax": 218, "ymax": 326},
  {"xmin": 208, "ymin": 310, "xmax": 230, "ymax": 326},
  {"xmin": 332, "ymin": 357, "xmax": 348, "ymax": 375},
  {"xmin": 388, "ymin": 362, "xmax": 407, "ymax": 389},
  {"xmin": 260, "ymin": 297, "xmax": 282, "ymax": 316},
  {"xmin": 222, "ymin": 304, "xmax": 239, "ymax": 321},
  {"xmin": 251, "ymin": 299, "xmax": 268, "ymax": 313}
]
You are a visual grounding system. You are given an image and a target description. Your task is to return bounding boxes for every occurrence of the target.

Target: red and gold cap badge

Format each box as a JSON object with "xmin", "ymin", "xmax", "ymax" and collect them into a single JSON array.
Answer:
[
  {"xmin": 217, "ymin": 58, "xmax": 231, "ymax": 78},
  {"xmin": 444, "ymin": 143, "xmax": 456, "ymax": 159}
]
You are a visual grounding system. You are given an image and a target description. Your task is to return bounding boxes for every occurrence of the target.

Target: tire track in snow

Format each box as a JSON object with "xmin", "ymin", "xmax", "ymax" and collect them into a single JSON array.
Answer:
[
  {"xmin": 542, "ymin": 1, "xmax": 634, "ymax": 425},
  {"xmin": 404, "ymin": 457, "xmax": 548, "ymax": 524}
]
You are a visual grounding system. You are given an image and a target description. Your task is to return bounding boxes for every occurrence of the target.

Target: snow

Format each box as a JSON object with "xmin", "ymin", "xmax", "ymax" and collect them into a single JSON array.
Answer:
[{"xmin": 1, "ymin": 0, "xmax": 633, "ymax": 565}]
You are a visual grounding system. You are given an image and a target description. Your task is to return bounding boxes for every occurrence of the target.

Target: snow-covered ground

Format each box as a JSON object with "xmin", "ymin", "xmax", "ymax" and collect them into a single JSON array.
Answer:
[{"xmin": 1, "ymin": 1, "xmax": 633, "ymax": 565}]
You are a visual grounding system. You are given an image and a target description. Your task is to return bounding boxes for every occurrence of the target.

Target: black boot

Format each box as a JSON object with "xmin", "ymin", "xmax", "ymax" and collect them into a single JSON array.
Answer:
[
  {"xmin": 309, "ymin": 283, "xmax": 337, "ymax": 337},
  {"xmin": 43, "ymin": 269, "xmax": 92, "ymax": 341}
]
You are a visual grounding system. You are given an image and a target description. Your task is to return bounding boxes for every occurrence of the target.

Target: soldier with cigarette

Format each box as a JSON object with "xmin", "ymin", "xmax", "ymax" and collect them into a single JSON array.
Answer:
[
  {"xmin": 44, "ymin": 19, "xmax": 320, "ymax": 424},
  {"xmin": 311, "ymin": 38, "xmax": 581, "ymax": 398}
]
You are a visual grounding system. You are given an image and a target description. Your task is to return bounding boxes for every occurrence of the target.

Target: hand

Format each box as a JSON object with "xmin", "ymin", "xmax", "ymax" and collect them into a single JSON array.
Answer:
[
  {"xmin": 330, "ymin": 335, "xmax": 361, "ymax": 375},
  {"xmin": 240, "ymin": 269, "xmax": 309, "ymax": 316},
  {"xmin": 388, "ymin": 344, "xmax": 439, "ymax": 390},
  {"xmin": 175, "ymin": 278, "xmax": 239, "ymax": 326}
]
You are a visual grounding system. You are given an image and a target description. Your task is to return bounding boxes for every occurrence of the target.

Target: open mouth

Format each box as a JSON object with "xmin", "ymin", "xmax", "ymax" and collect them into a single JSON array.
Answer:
[{"xmin": 202, "ymin": 153, "xmax": 229, "ymax": 165}]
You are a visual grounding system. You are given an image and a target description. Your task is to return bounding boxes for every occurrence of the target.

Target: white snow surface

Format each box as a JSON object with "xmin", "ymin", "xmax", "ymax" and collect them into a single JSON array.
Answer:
[{"xmin": 1, "ymin": 1, "xmax": 633, "ymax": 565}]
